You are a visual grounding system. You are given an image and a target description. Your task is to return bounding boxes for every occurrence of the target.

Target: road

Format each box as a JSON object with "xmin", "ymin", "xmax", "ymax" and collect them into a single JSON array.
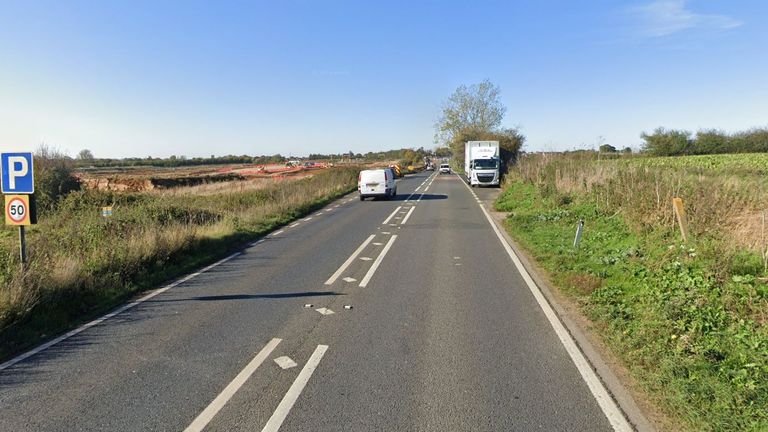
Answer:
[{"xmin": 0, "ymin": 171, "xmax": 630, "ymax": 431}]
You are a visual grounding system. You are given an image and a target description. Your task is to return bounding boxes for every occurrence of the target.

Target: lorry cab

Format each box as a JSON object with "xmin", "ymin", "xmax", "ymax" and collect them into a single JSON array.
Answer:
[
  {"xmin": 358, "ymin": 169, "xmax": 397, "ymax": 200},
  {"xmin": 468, "ymin": 157, "xmax": 500, "ymax": 187}
]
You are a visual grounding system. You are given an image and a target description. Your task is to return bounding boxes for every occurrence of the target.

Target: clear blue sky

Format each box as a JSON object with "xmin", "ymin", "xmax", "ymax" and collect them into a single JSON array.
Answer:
[{"xmin": 1, "ymin": 0, "xmax": 766, "ymax": 158}]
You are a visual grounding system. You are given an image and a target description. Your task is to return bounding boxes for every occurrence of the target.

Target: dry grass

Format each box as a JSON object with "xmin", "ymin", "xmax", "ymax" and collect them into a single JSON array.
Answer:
[{"xmin": 0, "ymin": 167, "xmax": 358, "ymax": 357}]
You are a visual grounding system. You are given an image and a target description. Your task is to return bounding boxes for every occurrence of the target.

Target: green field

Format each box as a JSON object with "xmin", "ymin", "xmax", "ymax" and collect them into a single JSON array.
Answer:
[{"xmin": 620, "ymin": 153, "xmax": 768, "ymax": 176}]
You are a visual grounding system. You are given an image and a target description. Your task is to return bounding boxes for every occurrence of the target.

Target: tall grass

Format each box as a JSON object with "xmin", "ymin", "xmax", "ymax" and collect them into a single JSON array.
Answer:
[
  {"xmin": 499, "ymin": 153, "xmax": 768, "ymax": 431},
  {"xmin": 0, "ymin": 167, "xmax": 358, "ymax": 358}
]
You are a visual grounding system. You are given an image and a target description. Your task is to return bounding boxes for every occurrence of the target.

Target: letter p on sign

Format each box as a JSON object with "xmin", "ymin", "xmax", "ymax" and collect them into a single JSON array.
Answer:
[{"xmin": 1, "ymin": 152, "xmax": 35, "ymax": 194}]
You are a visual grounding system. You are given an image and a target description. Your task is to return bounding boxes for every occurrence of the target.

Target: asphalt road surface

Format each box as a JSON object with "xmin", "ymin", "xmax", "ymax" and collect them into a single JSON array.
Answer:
[{"xmin": 0, "ymin": 171, "xmax": 630, "ymax": 431}]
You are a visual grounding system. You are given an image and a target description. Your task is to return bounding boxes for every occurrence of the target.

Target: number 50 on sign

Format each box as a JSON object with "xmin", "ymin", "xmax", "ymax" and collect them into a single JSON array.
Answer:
[{"xmin": 5, "ymin": 195, "xmax": 31, "ymax": 226}]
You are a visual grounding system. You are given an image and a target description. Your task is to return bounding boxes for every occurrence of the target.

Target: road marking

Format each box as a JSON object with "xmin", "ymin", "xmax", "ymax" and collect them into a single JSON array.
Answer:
[
  {"xmin": 372, "ymin": 242, "xmax": 383, "ymax": 246},
  {"xmin": 302, "ymin": 217, "xmax": 313, "ymax": 222},
  {"xmin": 274, "ymin": 356, "xmax": 298, "ymax": 370},
  {"xmin": 272, "ymin": 230, "xmax": 284, "ymax": 236},
  {"xmin": 400, "ymin": 206, "xmax": 416, "ymax": 225},
  {"xmin": 342, "ymin": 277, "xmax": 357, "ymax": 283},
  {"xmin": 359, "ymin": 235, "xmax": 397, "ymax": 287},
  {"xmin": 324, "ymin": 235, "xmax": 375, "ymax": 285},
  {"xmin": 315, "ymin": 307, "xmax": 335, "ymax": 315},
  {"xmin": 359, "ymin": 257, "xmax": 372, "ymax": 261},
  {"xmin": 454, "ymin": 256, "xmax": 461, "ymax": 260},
  {"xmin": 289, "ymin": 223, "xmax": 299, "ymax": 228},
  {"xmin": 313, "ymin": 212, "xmax": 322, "ymax": 216},
  {"xmin": 256, "ymin": 239, "xmax": 266, "ymax": 244},
  {"xmin": 0, "ymin": 251, "xmax": 243, "ymax": 372},
  {"xmin": 184, "ymin": 338, "xmax": 282, "ymax": 432},
  {"xmin": 381, "ymin": 231, "xmax": 391, "ymax": 235},
  {"xmin": 261, "ymin": 345, "xmax": 329, "ymax": 432},
  {"xmin": 459, "ymin": 177, "xmax": 633, "ymax": 432},
  {"xmin": 334, "ymin": 205, "xmax": 340, "ymax": 208},
  {"xmin": 382, "ymin": 206, "xmax": 402, "ymax": 224}
]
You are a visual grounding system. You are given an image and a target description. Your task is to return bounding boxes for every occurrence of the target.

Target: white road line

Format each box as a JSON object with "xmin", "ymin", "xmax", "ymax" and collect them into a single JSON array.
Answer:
[
  {"xmin": 459, "ymin": 177, "xmax": 632, "ymax": 432},
  {"xmin": 324, "ymin": 235, "xmax": 376, "ymax": 285},
  {"xmin": 272, "ymin": 230, "xmax": 284, "ymax": 236},
  {"xmin": 185, "ymin": 338, "xmax": 282, "ymax": 432},
  {"xmin": 382, "ymin": 206, "xmax": 402, "ymax": 224},
  {"xmin": 302, "ymin": 217, "xmax": 313, "ymax": 222},
  {"xmin": 400, "ymin": 207, "xmax": 416, "ymax": 225},
  {"xmin": 289, "ymin": 223, "xmax": 299, "ymax": 228},
  {"xmin": 0, "ymin": 251, "xmax": 242, "ymax": 372},
  {"xmin": 261, "ymin": 345, "xmax": 329, "ymax": 432},
  {"xmin": 359, "ymin": 235, "xmax": 397, "ymax": 287}
]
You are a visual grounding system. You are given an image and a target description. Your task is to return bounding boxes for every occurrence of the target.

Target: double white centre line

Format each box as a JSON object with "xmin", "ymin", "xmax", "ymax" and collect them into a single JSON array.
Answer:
[
  {"xmin": 325, "ymin": 235, "xmax": 376, "ymax": 285},
  {"xmin": 359, "ymin": 235, "xmax": 397, "ymax": 287},
  {"xmin": 382, "ymin": 206, "xmax": 402, "ymax": 224},
  {"xmin": 185, "ymin": 338, "xmax": 282, "ymax": 432}
]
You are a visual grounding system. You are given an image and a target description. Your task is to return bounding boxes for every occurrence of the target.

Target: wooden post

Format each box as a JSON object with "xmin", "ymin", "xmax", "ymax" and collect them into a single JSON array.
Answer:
[{"xmin": 672, "ymin": 197, "xmax": 689, "ymax": 243}]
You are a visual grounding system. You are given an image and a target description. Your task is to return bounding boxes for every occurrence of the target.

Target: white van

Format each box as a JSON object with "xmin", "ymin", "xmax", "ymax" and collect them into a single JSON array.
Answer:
[{"xmin": 358, "ymin": 169, "xmax": 397, "ymax": 200}]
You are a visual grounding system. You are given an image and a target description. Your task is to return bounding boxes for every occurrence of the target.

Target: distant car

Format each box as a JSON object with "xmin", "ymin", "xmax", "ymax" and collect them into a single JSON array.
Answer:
[
  {"xmin": 426, "ymin": 164, "xmax": 434, "ymax": 171},
  {"xmin": 439, "ymin": 163, "xmax": 451, "ymax": 174},
  {"xmin": 358, "ymin": 169, "xmax": 397, "ymax": 200}
]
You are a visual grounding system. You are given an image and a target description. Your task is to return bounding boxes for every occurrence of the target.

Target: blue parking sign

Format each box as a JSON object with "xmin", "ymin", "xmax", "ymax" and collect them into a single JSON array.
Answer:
[{"xmin": 1, "ymin": 152, "xmax": 35, "ymax": 194}]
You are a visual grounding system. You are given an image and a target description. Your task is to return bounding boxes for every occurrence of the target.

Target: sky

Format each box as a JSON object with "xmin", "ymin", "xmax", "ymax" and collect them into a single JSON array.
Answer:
[{"xmin": 1, "ymin": 0, "xmax": 767, "ymax": 158}]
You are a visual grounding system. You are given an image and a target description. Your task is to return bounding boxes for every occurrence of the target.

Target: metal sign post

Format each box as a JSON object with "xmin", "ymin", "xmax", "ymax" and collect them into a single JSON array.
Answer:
[{"xmin": 2, "ymin": 152, "xmax": 36, "ymax": 271}]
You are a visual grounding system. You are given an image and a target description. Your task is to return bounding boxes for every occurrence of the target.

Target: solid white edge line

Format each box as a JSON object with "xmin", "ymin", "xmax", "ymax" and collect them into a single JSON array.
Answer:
[
  {"xmin": 382, "ymin": 206, "xmax": 402, "ymax": 225},
  {"xmin": 0, "ymin": 251, "xmax": 242, "ymax": 372},
  {"xmin": 400, "ymin": 206, "xmax": 416, "ymax": 225},
  {"xmin": 185, "ymin": 338, "xmax": 282, "ymax": 432},
  {"xmin": 324, "ymin": 235, "xmax": 376, "ymax": 285},
  {"xmin": 359, "ymin": 234, "xmax": 397, "ymax": 287},
  {"xmin": 261, "ymin": 344, "xmax": 329, "ymax": 432},
  {"xmin": 458, "ymin": 176, "xmax": 632, "ymax": 432}
]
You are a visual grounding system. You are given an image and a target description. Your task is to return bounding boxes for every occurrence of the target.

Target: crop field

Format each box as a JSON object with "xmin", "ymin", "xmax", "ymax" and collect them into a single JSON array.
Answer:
[{"xmin": 619, "ymin": 153, "xmax": 768, "ymax": 176}]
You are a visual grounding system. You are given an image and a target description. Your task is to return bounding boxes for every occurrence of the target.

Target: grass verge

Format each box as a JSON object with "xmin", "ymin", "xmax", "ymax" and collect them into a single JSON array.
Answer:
[
  {"xmin": 496, "ymin": 177, "xmax": 767, "ymax": 431},
  {"xmin": 0, "ymin": 167, "xmax": 358, "ymax": 361}
]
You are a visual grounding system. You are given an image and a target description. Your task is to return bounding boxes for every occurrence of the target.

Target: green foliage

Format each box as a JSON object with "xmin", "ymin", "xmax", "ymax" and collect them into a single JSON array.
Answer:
[
  {"xmin": 496, "ymin": 175, "xmax": 768, "ymax": 431},
  {"xmin": 599, "ymin": 144, "xmax": 617, "ymax": 153},
  {"xmin": 622, "ymin": 153, "xmax": 768, "ymax": 176},
  {"xmin": 641, "ymin": 127, "xmax": 768, "ymax": 156},
  {"xmin": 641, "ymin": 127, "xmax": 693, "ymax": 156},
  {"xmin": 34, "ymin": 145, "xmax": 82, "ymax": 213}
]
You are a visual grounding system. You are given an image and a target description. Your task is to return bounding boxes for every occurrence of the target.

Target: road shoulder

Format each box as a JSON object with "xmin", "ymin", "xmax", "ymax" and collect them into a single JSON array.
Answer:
[{"xmin": 486, "ymin": 205, "xmax": 660, "ymax": 432}]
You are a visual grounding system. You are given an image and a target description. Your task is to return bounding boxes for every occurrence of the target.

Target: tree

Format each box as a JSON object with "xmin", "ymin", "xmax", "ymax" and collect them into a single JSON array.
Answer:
[
  {"xmin": 435, "ymin": 79, "xmax": 506, "ymax": 146},
  {"xmin": 434, "ymin": 147, "xmax": 452, "ymax": 158},
  {"xmin": 641, "ymin": 128, "xmax": 693, "ymax": 156},
  {"xmin": 598, "ymin": 144, "xmax": 617, "ymax": 153},
  {"xmin": 77, "ymin": 149, "xmax": 94, "ymax": 161},
  {"xmin": 435, "ymin": 80, "xmax": 524, "ymax": 170}
]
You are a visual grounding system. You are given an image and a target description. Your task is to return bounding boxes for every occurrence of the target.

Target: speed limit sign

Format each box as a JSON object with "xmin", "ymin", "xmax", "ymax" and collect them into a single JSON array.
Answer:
[{"xmin": 5, "ymin": 195, "xmax": 31, "ymax": 226}]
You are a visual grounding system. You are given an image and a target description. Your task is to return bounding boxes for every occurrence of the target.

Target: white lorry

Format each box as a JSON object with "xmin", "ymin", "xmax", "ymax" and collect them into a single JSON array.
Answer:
[{"xmin": 464, "ymin": 141, "xmax": 500, "ymax": 187}]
